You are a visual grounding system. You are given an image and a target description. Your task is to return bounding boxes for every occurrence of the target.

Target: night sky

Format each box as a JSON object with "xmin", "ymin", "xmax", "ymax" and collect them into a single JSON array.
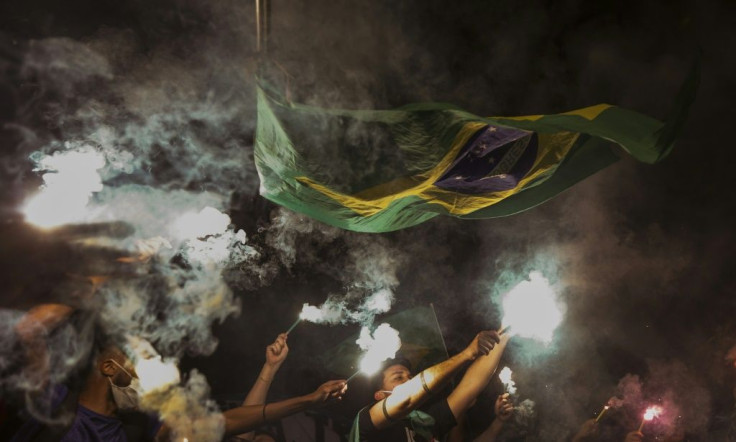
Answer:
[{"xmin": 1, "ymin": 0, "xmax": 735, "ymax": 441}]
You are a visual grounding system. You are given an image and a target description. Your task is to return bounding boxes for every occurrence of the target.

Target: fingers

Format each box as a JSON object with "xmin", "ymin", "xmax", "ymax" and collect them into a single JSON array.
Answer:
[
  {"xmin": 323, "ymin": 380, "xmax": 348, "ymax": 401},
  {"xmin": 496, "ymin": 393, "xmax": 514, "ymax": 417},
  {"xmin": 268, "ymin": 334, "xmax": 289, "ymax": 356},
  {"xmin": 476, "ymin": 330, "xmax": 501, "ymax": 355}
]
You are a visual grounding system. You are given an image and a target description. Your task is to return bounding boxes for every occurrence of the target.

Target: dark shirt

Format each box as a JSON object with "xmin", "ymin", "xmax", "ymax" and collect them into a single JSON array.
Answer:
[
  {"xmin": 357, "ymin": 399, "xmax": 457, "ymax": 442},
  {"xmin": 11, "ymin": 385, "xmax": 161, "ymax": 442}
]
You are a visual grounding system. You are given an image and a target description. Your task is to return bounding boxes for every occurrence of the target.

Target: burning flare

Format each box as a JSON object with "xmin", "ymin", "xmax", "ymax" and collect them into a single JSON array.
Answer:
[
  {"xmin": 498, "ymin": 367, "xmax": 517, "ymax": 395},
  {"xmin": 23, "ymin": 147, "xmax": 105, "ymax": 228},
  {"xmin": 297, "ymin": 302, "xmax": 344, "ymax": 325},
  {"xmin": 126, "ymin": 336, "xmax": 181, "ymax": 394},
  {"xmin": 500, "ymin": 271, "xmax": 563, "ymax": 344},
  {"xmin": 356, "ymin": 323, "xmax": 401, "ymax": 376},
  {"xmin": 638, "ymin": 405, "xmax": 663, "ymax": 432},
  {"xmin": 643, "ymin": 405, "xmax": 663, "ymax": 421}
]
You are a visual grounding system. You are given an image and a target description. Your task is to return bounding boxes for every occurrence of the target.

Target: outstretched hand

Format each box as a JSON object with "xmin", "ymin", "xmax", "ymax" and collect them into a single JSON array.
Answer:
[
  {"xmin": 623, "ymin": 431, "xmax": 644, "ymax": 442},
  {"xmin": 464, "ymin": 330, "xmax": 500, "ymax": 360},
  {"xmin": 494, "ymin": 393, "xmax": 514, "ymax": 422},
  {"xmin": 310, "ymin": 380, "xmax": 348, "ymax": 405},
  {"xmin": 266, "ymin": 333, "xmax": 289, "ymax": 367}
]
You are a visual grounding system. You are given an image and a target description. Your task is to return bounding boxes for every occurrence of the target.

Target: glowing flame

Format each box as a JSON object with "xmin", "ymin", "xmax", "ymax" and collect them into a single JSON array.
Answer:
[
  {"xmin": 356, "ymin": 323, "xmax": 401, "ymax": 375},
  {"xmin": 643, "ymin": 405, "xmax": 663, "ymax": 421},
  {"xmin": 127, "ymin": 336, "xmax": 181, "ymax": 394},
  {"xmin": 23, "ymin": 147, "xmax": 105, "ymax": 228},
  {"xmin": 173, "ymin": 206, "xmax": 230, "ymax": 240},
  {"xmin": 498, "ymin": 366, "xmax": 517, "ymax": 395},
  {"xmin": 135, "ymin": 356, "xmax": 181, "ymax": 393},
  {"xmin": 300, "ymin": 304, "xmax": 323, "ymax": 321},
  {"xmin": 298, "ymin": 302, "xmax": 344, "ymax": 324},
  {"xmin": 500, "ymin": 271, "xmax": 563, "ymax": 344}
]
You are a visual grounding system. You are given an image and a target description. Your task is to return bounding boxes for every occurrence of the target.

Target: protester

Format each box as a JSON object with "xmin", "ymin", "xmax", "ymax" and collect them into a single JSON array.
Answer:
[
  {"xmin": 350, "ymin": 330, "xmax": 509, "ymax": 442},
  {"xmin": 10, "ymin": 304, "xmax": 347, "ymax": 441},
  {"xmin": 231, "ymin": 333, "xmax": 289, "ymax": 442},
  {"xmin": 473, "ymin": 393, "xmax": 514, "ymax": 442}
]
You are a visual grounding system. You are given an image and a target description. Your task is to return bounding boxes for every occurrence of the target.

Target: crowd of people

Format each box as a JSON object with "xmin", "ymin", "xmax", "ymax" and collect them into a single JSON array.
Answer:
[{"xmin": 0, "ymin": 303, "xmax": 697, "ymax": 441}]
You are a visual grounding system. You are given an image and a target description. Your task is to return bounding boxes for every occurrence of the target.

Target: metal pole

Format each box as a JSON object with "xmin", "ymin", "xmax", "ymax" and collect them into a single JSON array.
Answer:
[
  {"xmin": 263, "ymin": 0, "xmax": 270, "ymax": 53},
  {"xmin": 255, "ymin": 0, "xmax": 261, "ymax": 53}
]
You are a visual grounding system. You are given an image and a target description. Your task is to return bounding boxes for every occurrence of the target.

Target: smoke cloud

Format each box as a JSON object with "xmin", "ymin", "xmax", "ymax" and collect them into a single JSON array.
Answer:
[{"xmin": 1, "ymin": 0, "xmax": 734, "ymax": 440}]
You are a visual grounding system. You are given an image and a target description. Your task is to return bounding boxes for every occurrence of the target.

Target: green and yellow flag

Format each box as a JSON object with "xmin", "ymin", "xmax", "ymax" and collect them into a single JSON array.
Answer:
[{"xmin": 255, "ymin": 67, "xmax": 697, "ymax": 233}]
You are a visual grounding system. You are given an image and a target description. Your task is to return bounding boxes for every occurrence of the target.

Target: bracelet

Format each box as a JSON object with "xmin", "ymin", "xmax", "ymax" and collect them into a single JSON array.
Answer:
[
  {"xmin": 420, "ymin": 371, "xmax": 432, "ymax": 394},
  {"xmin": 382, "ymin": 398, "xmax": 397, "ymax": 422},
  {"xmin": 262, "ymin": 403, "xmax": 268, "ymax": 424}
]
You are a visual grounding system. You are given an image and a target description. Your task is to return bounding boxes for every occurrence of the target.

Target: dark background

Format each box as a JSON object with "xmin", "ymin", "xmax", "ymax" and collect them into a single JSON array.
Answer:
[{"xmin": 1, "ymin": 0, "xmax": 735, "ymax": 440}]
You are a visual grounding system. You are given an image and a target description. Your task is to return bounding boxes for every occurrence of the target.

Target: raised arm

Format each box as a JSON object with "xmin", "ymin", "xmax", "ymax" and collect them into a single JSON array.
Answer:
[
  {"xmin": 222, "ymin": 379, "xmax": 347, "ymax": 437},
  {"xmin": 446, "ymin": 332, "xmax": 509, "ymax": 418},
  {"xmin": 368, "ymin": 331, "xmax": 499, "ymax": 430},
  {"xmin": 233, "ymin": 333, "xmax": 289, "ymax": 440},
  {"xmin": 473, "ymin": 394, "xmax": 514, "ymax": 442}
]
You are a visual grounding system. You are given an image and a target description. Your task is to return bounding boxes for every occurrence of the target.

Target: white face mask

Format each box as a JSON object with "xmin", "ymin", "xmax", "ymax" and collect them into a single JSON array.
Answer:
[{"xmin": 108, "ymin": 359, "xmax": 143, "ymax": 410}]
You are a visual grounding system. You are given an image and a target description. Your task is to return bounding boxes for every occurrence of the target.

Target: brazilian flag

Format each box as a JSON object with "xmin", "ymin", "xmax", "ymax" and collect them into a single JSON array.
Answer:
[{"xmin": 255, "ymin": 66, "xmax": 697, "ymax": 233}]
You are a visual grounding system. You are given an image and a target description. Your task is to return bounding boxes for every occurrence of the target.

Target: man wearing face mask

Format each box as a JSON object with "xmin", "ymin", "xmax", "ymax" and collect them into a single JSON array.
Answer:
[
  {"xmin": 11, "ymin": 304, "xmax": 348, "ymax": 442},
  {"xmin": 349, "ymin": 330, "xmax": 509, "ymax": 442},
  {"xmin": 10, "ymin": 307, "xmax": 162, "ymax": 442}
]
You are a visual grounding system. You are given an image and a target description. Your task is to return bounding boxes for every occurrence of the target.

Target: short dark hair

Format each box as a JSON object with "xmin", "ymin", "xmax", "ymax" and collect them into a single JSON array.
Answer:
[{"xmin": 370, "ymin": 355, "xmax": 412, "ymax": 391}]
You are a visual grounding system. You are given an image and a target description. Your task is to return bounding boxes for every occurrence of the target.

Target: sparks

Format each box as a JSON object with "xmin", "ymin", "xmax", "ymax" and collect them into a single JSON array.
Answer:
[
  {"xmin": 643, "ymin": 406, "xmax": 663, "ymax": 421},
  {"xmin": 638, "ymin": 405, "xmax": 663, "ymax": 432},
  {"xmin": 500, "ymin": 271, "xmax": 563, "ymax": 344}
]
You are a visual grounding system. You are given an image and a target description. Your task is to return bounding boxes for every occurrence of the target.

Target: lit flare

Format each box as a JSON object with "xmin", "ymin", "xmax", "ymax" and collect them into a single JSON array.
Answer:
[
  {"xmin": 500, "ymin": 271, "xmax": 563, "ymax": 344},
  {"xmin": 498, "ymin": 367, "xmax": 517, "ymax": 395},
  {"xmin": 637, "ymin": 405, "xmax": 663, "ymax": 432}
]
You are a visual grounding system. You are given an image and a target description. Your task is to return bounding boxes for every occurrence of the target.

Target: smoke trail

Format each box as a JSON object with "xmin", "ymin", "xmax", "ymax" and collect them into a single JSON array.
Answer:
[
  {"xmin": 506, "ymin": 399, "xmax": 536, "ymax": 439},
  {"xmin": 250, "ymin": 209, "xmax": 405, "ymax": 327}
]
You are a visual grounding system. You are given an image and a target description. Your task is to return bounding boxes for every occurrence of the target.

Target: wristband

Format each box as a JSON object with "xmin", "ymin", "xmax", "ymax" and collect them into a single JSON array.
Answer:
[
  {"xmin": 420, "ymin": 371, "xmax": 432, "ymax": 394},
  {"xmin": 382, "ymin": 398, "xmax": 397, "ymax": 422}
]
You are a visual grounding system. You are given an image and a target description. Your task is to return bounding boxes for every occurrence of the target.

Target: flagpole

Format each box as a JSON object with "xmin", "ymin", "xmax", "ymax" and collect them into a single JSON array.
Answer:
[
  {"xmin": 255, "ymin": 0, "xmax": 271, "ymax": 54},
  {"xmin": 255, "ymin": 0, "xmax": 261, "ymax": 53}
]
